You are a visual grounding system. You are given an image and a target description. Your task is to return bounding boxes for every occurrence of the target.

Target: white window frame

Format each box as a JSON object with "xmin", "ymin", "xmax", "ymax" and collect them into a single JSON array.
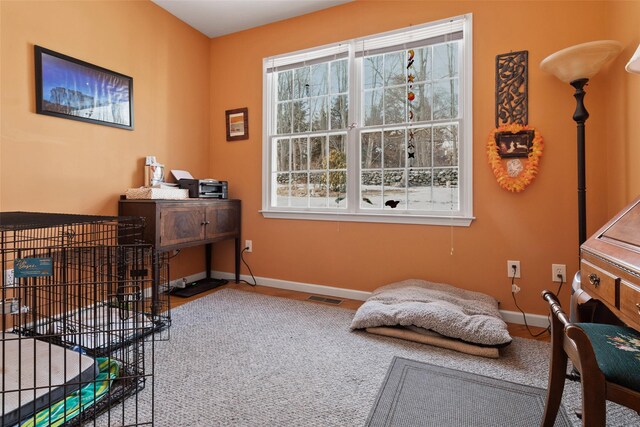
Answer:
[{"xmin": 262, "ymin": 14, "xmax": 474, "ymax": 226}]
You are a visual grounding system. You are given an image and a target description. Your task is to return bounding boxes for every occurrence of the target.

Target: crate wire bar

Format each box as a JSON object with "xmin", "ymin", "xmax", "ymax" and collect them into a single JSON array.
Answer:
[{"xmin": 0, "ymin": 212, "xmax": 168, "ymax": 426}]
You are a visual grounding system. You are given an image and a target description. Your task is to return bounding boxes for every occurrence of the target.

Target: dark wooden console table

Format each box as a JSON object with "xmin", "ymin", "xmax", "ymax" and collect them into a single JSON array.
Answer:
[{"xmin": 118, "ymin": 198, "xmax": 241, "ymax": 297}]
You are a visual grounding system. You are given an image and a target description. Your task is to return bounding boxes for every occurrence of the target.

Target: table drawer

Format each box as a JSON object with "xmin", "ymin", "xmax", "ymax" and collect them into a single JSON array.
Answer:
[
  {"xmin": 580, "ymin": 259, "xmax": 619, "ymax": 307},
  {"xmin": 620, "ymin": 281, "xmax": 640, "ymax": 324}
]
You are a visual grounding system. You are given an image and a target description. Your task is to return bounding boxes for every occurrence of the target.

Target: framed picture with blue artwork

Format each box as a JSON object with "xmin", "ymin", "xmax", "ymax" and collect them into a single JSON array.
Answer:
[{"xmin": 34, "ymin": 45, "xmax": 134, "ymax": 130}]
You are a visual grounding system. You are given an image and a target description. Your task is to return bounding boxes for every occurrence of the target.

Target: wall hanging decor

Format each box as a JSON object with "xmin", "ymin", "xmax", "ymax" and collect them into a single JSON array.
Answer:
[
  {"xmin": 488, "ymin": 51, "xmax": 543, "ymax": 192},
  {"xmin": 495, "ymin": 50, "xmax": 528, "ymax": 127},
  {"xmin": 487, "ymin": 123, "xmax": 543, "ymax": 192},
  {"xmin": 226, "ymin": 107, "xmax": 249, "ymax": 141},
  {"xmin": 34, "ymin": 46, "xmax": 133, "ymax": 130}
]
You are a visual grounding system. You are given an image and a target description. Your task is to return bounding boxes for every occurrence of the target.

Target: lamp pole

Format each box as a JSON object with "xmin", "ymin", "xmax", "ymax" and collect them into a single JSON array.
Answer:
[{"xmin": 570, "ymin": 78, "xmax": 589, "ymax": 246}]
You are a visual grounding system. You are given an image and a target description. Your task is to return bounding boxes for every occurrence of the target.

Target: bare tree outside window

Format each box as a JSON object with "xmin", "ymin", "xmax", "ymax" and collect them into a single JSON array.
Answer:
[
  {"xmin": 273, "ymin": 58, "xmax": 348, "ymax": 208},
  {"xmin": 360, "ymin": 41, "xmax": 460, "ymax": 211}
]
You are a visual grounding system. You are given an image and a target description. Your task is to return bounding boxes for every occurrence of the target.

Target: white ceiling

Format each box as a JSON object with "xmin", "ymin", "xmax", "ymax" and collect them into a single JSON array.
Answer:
[{"xmin": 152, "ymin": 0, "xmax": 353, "ymax": 38}]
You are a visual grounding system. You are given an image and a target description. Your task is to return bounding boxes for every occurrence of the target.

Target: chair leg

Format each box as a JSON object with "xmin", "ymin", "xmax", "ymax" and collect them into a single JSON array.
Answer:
[
  {"xmin": 541, "ymin": 347, "xmax": 568, "ymax": 427},
  {"xmin": 580, "ymin": 374, "xmax": 607, "ymax": 427}
]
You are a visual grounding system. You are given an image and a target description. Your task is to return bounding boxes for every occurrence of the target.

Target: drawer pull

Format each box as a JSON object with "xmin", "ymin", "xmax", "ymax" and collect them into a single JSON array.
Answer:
[
  {"xmin": 588, "ymin": 273, "xmax": 600, "ymax": 287},
  {"xmin": 636, "ymin": 303, "xmax": 640, "ymax": 316},
  {"xmin": 201, "ymin": 221, "xmax": 210, "ymax": 226}
]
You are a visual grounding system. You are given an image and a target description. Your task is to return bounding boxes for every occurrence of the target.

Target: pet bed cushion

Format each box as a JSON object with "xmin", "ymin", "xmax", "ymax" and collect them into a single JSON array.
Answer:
[
  {"xmin": 365, "ymin": 326, "xmax": 500, "ymax": 358},
  {"xmin": 0, "ymin": 333, "xmax": 97, "ymax": 426},
  {"xmin": 351, "ymin": 279, "xmax": 512, "ymax": 347}
]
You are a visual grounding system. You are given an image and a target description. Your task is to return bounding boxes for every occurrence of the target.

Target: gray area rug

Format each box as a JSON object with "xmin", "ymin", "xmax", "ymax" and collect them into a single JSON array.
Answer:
[
  {"xmin": 366, "ymin": 357, "xmax": 571, "ymax": 427},
  {"xmin": 97, "ymin": 288, "xmax": 640, "ymax": 426}
]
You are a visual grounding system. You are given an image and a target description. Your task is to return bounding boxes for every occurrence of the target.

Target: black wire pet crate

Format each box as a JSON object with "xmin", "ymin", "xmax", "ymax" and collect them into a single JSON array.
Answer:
[{"xmin": 0, "ymin": 212, "xmax": 169, "ymax": 426}]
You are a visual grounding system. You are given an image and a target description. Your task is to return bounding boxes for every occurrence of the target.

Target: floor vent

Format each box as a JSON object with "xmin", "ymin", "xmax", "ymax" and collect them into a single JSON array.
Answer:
[{"xmin": 307, "ymin": 295, "xmax": 343, "ymax": 305}]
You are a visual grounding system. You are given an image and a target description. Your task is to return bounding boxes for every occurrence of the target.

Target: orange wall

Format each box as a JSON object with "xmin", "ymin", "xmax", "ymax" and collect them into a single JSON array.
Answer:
[
  {"xmin": 209, "ymin": 0, "xmax": 639, "ymax": 314},
  {"xmin": 1, "ymin": 1, "xmax": 637, "ymax": 316},
  {"xmin": 0, "ymin": 0, "xmax": 212, "ymax": 281},
  {"xmin": 606, "ymin": 0, "xmax": 640, "ymax": 215},
  {"xmin": 0, "ymin": 0, "xmax": 211, "ymax": 215}
]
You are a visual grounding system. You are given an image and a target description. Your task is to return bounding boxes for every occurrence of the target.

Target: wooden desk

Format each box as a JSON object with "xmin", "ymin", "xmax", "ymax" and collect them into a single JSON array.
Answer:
[
  {"xmin": 119, "ymin": 198, "xmax": 241, "ymax": 296},
  {"xmin": 578, "ymin": 196, "xmax": 640, "ymax": 331}
]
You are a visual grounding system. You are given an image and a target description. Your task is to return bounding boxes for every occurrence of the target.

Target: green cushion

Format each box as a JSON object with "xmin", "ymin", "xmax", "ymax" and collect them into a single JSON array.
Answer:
[{"xmin": 576, "ymin": 322, "xmax": 640, "ymax": 393}]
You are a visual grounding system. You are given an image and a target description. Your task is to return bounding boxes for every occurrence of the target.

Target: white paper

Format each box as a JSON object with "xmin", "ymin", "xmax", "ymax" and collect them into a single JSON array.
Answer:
[{"xmin": 171, "ymin": 170, "xmax": 194, "ymax": 181}]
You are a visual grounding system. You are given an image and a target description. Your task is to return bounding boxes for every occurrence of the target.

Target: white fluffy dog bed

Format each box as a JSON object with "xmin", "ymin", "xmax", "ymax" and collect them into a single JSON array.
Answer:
[{"xmin": 350, "ymin": 279, "xmax": 512, "ymax": 358}]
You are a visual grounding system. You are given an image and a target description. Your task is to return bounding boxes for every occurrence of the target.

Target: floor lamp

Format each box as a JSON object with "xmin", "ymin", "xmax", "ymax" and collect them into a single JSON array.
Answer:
[
  {"xmin": 626, "ymin": 44, "xmax": 640, "ymax": 74},
  {"xmin": 540, "ymin": 40, "xmax": 622, "ymax": 247}
]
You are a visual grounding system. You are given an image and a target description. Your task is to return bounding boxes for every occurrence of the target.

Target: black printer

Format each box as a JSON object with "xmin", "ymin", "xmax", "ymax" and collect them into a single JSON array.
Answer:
[{"xmin": 178, "ymin": 179, "xmax": 228, "ymax": 199}]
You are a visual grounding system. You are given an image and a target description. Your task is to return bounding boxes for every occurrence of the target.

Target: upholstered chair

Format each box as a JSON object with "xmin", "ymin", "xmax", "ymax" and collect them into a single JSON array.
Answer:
[{"xmin": 541, "ymin": 290, "xmax": 640, "ymax": 427}]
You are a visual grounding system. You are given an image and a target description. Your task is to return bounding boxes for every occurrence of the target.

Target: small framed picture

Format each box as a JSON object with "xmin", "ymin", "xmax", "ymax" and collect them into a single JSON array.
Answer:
[
  {"xmin": 495, "ymin": 130, "xmax": 534, "ymax": 158},
  {"xmin": 226, "ymin": 107, "xmax": 249, "ymax": 141}
]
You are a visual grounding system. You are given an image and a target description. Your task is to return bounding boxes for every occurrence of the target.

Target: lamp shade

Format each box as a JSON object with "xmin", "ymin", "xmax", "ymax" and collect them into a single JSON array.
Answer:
[
  {"xmin": 626, "ymin": 44, "xmax": 640, "ymax": 74},
  {"xmin": 540, "ymin": 40, "xmax": 623, "ymax": 83}
]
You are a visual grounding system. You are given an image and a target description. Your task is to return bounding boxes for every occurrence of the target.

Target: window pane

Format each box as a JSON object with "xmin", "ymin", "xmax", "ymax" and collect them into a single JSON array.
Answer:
[
  {"xmin": 309, "ymin": 172, "xmax": 328, "ymax": 208},
  {"xmin": 410, "ymin": 83, "xmax": 431, "ymax": 122},
  {"xmin": 412, "ymin": 47, "xmax": 432, "ymax": 82},
  {"xmin": 330, "ymin": 59, "xmax": 348, "ymax": 94},
  {"xmin": 275, "ymin": 173, "xmax": 290, "ymax": 206},
  {"xmin": 433, "ymin": 124, "xmax": 458, "ymax": 167},
  {"xmin": 364, "ymin": 55, "xmax": 383, "ymax": 89},
  {"xmin": 361, "ymin": 131, "xmax": 382, "ymax": 169},
  {"xmin": 432, "ymin": 168, "xmax": 459, "ymax": 211},
  {"xmin": 291, "ymin": 137, "xmax": 308, "ymax": 170},
  {"xmin": 277, "ymin": 102, "xmax": 292, "ymax": 134},
  {"xmin": 433, "ymin": 42, "xmax": 459, "ymax": 79},
  {"xmin": 383, "ymin": 129, "xmax": 405, "ymax": 168},
  {"xmin": 292, "ymin": 100, "xmax": 310, "ymax": 133},
  {"xmin": 277, "ymin": 70, "xmax": 293, "ymax": 101},
  {"xmin": 364, "ymin": 89, "xmax": 383, "ymax": 126},
  {"xmin": 309, "ymin": 136, "xmax": 326, "ymax": 170},
  {"xmin": 408, "ymin": 169, "xmax": 433, "ymax": 209},
  {"xmin": 310, "ymin": 97, "xmax": 328, "ymax": 131},
  {"xmin": 412, "ymin": 127, "xmax": 432, "ymax": 168},
  {"xmin": 433, "ymin": 79, "xmax": 458, "ymax": 120},
  {"xmin": 276, "ymin": 138, "xmax": 290, "ymax": 171},
  {"xmin": 329, "ymin": 134, "xmax": 346, "ymax": 169},
  {"xmin": 383, "ymin": 170, "xmax": 406, "ymax": 209},
  {"xmin": 293, "ymin": 67, "xmax": 310, "ymax": 99},
  {"xmin": 330, "ymin": 94, "xmax": 348, "ymax": 130},
  {"xmin": 361, "ymin": 171, "xmax": 382, "ymax": 209},
  {"xmin": 291, "ymin": 172, "xmax": 309, "ymax": 207},
  {"xmin": 310, "ymin": 63, "xmax": 328, "ymax": 96},
  {"xmin": 384, "ymin": 86, "xmax": 405, "ymax": 124},
  {"xmin": 328, "ymin": 171, "xmax": 347, "ymax": 206},
  {"xmin": 384, "ymin": 52, "xmax": 404, "ymax": 85}
]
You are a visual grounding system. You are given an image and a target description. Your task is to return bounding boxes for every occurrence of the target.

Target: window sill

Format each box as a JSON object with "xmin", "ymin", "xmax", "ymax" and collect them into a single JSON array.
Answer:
[{"xmin": 260, "ymin": 210, "xmax": 474, "ymax": 226}]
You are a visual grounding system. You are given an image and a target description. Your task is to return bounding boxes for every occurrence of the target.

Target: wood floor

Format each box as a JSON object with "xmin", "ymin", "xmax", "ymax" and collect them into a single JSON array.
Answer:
[{"xmin": 169, "ymin": 282, "xmax": 550, "ymax": 342}]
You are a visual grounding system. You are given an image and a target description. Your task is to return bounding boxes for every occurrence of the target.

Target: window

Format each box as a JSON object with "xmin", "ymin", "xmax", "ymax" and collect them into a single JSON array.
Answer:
[{"xmin": 262, "ymin": 14, "xmax": 473, "ymax": 226}]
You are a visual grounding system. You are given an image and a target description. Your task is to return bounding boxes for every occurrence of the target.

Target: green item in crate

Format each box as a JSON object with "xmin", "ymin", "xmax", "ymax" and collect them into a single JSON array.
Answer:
[{"xmin": 21, "ymin": 357, "xmax": 120, "ymax": 427}]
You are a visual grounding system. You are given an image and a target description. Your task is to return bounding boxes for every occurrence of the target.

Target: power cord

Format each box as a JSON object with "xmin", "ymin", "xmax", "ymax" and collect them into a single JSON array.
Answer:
[
  {"xmin": 239, "ymin": 247, "xmax": 257, "ymax": 287},
  {"xmin": 510, "ymin": 265, "xmax": 550, "ymax": 338},
  {"xmin": 555, "ymin": 273, "xmax": 565, "ymax": 296}
]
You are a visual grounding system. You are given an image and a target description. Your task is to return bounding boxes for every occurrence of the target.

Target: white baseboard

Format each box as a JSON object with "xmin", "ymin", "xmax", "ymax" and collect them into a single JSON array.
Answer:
[
  {"xmin": 499, "ymin": 310, "xmax": 549, "ymax": 328},
  {"xmin": 209, "ymin": 270, "xmax": 547, "ymax": 327},
  {"xmin": 211, "ymin": 270, "xmax": 372, "ymax": 301}
]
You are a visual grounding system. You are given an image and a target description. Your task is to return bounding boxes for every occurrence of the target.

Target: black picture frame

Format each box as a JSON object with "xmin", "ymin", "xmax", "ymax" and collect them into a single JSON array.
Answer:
[
  {"xmin": 34, "ymin": 45, "xmax": 134, "ymax": 130},
  {"xmin": 495, "ymin": 130, "xmax": 534, "ymax": 158},
  {"xmin": 226, "ymin": 108, "xmax": 249, "ymax": 141}
]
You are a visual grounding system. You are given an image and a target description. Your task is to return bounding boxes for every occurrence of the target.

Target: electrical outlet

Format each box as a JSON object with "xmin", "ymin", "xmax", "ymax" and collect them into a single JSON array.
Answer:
[
  {"xmin": 3, "ymin": 269, "xmax": 14, "ymax": 287},
  {"xmin": 552, "ymin": 264, "xmax": 567, "ymax": 283},
  {"xmin": 507, "ymin": 260, "xmax": 521, "ymax": 278},
  {"xmin": 245, "ymin": 240, "xmax": 252, "ymax": 253}
]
